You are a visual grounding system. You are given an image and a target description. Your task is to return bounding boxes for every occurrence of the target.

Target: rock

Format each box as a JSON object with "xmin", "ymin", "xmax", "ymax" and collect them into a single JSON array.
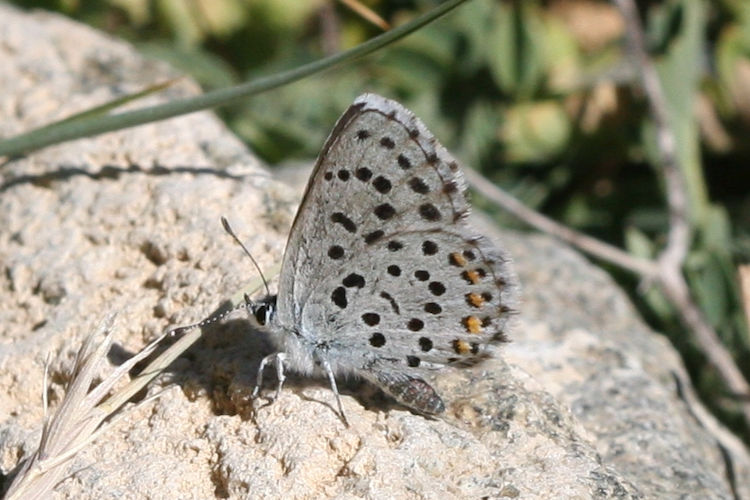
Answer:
[{"xmin": 1, "ymin": 3, "xmax": 748, "ymax": 499}]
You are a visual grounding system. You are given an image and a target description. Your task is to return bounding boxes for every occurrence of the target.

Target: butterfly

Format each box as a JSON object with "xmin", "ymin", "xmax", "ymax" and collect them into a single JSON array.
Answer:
[{"xmin": 246, "ymin": 93, "xmax": 518, "ymax": 424}]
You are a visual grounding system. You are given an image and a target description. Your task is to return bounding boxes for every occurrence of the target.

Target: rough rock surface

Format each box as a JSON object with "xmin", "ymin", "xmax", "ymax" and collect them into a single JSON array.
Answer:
[{"xmin": 1, "ymin": 3, "xmax": 748, "ymax": 499}]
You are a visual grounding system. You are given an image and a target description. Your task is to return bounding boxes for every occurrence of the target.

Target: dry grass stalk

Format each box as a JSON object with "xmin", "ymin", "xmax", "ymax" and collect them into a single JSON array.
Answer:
[{"xmin": 4, "ymin": 315, "xmax": 166, "ymax": 500}]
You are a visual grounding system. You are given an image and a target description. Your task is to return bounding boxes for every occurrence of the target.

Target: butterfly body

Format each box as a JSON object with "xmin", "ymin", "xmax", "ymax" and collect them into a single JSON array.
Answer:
[
  {"xmin": 249, "ymin": 94, "xmax": 518, "ymax": 420},
  {"xmin": 263, "ymin": 301, "xmax": 363, "ymax": 377}
]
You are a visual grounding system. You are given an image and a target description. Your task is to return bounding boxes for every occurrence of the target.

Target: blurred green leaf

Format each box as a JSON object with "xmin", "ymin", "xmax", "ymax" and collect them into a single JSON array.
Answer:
[
  {"xmin": 628, "ymin": 207, "xmax": 670, "ymax": 233},
  {"xmin": 460, "ymin": 99, "xmax": 503, "ymax": 170},
  {"xmin": 625, "ymin": 225, "xmax": 656, "ymax": 260},
  {"xmin": 501, "ymin": 101, "xmax": 571, "ymax": 162},
  {"xmin": 646, "ymin": 0, "xmax": 710, "ymax": 224},
  {"xmin": 109, "ymin": 0, "xmax": 150, "ymax": 25},
  {"xmin": 700, "ymin": 205, "xmax": 733, "ymax": 254},
  {"xmin": 689, "ymin": 251, "xmax": 730, "ymax": 327},
  {"xmin": 157, "ymin": 0, "xmax": 204, "ymax": 46},
  {"xmin": 138, "ymin": 42, "xmax": 238, "ymax": 88},
  {"xmin": 715, "ymin": 18, "xmax": 750, "ymax": 123},
  {"xmin": 488, "ymin": 1, "xmax": 545, "ymax": 98},
  {"xmin": 540, "ymin": 14, "xmax": 581, "ymax": 94},
  {"xmin": 453, "ymin": 0, "xmax": 496, "ymax": 71}
]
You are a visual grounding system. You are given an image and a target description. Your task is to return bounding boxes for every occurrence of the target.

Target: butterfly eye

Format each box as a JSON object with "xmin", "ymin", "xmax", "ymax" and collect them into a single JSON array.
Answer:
[
  {"xmin": 252, "ymin": 296, "xmax": 277, "ymax": 325},
  {"xmin": 253, "ymin": 305, "xmax": 268, "ymax": 325}
]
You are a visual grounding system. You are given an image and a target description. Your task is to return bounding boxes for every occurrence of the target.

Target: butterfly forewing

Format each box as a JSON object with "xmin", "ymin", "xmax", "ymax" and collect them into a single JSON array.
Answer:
[{"xmin": 274, "ymin": 94, "xmax": 517, "ymax": 382}]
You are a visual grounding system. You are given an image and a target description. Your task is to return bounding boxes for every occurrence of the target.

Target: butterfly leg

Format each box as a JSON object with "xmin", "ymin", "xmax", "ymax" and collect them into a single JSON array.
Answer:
[
  {"xmin": 252, "ymin": 351, "xmax": 287, "ymax": 402},
  {"xmin": 320, "ymin": 358, "xmax": 350, "ymax": 427},
  {"xmin": 273, "ymin": 352, "xmax": 287, "ymax": 400}
]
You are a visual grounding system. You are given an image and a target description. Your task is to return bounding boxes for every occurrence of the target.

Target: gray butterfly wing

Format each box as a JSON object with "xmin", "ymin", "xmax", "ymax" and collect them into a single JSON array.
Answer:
[{"xmin": 274, "ymin": 94, "xmax": 518, "ymax": 413}]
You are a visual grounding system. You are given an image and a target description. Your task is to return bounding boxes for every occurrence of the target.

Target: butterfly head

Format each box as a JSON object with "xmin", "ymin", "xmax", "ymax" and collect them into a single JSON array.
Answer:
[{"xmin": 246, "ymin": 294, "xmax": 277, "ymax": 326}]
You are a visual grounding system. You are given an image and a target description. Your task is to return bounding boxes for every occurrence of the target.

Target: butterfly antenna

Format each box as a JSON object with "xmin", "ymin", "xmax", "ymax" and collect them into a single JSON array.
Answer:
[
  {"xmin": 220, "ymin": 216, "xmax": 272, "ymax": 297},
  {"xmin": 168, "ymin": 303, "xmax": 247, "ymax": 337}
]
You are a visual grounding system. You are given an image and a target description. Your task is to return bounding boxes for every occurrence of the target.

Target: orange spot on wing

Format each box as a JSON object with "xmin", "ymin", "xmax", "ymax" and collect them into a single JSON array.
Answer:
[
  {"xmin": 462, "ymin": 270, "xmax": 480, "ymax": 284},
  {"xmin": 449, "ymin": 252, "xmax": 467, "ymax": 267},
  {"xmin": 452, "ymin": 339, "xmax": 471, "ymax": 355},
  {"xmin": 466, "ymin": 292, "xmax": 485, "ymax": 308},
  {"xmin": 462, "ymin": 316, "xmax": 482, "ymax": 334}
]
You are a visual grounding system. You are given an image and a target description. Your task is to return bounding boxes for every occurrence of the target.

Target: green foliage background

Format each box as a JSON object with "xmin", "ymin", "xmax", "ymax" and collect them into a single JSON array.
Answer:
[{"xmin": 10, "ymin": 0, "xmax": 750, "ymax": 441}]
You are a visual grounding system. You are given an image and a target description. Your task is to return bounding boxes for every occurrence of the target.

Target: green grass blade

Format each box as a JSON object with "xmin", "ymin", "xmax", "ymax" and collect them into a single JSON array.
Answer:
[{"xmin": 36, "ymin": 79, "xmax": 181, "ymax": 130}]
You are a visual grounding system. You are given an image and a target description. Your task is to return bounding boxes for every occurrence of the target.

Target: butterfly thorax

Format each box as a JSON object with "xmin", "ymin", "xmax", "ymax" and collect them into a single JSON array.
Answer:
[{"xmin": 250, "ymin": 294, "xmax": 362, "ymax": 378}]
